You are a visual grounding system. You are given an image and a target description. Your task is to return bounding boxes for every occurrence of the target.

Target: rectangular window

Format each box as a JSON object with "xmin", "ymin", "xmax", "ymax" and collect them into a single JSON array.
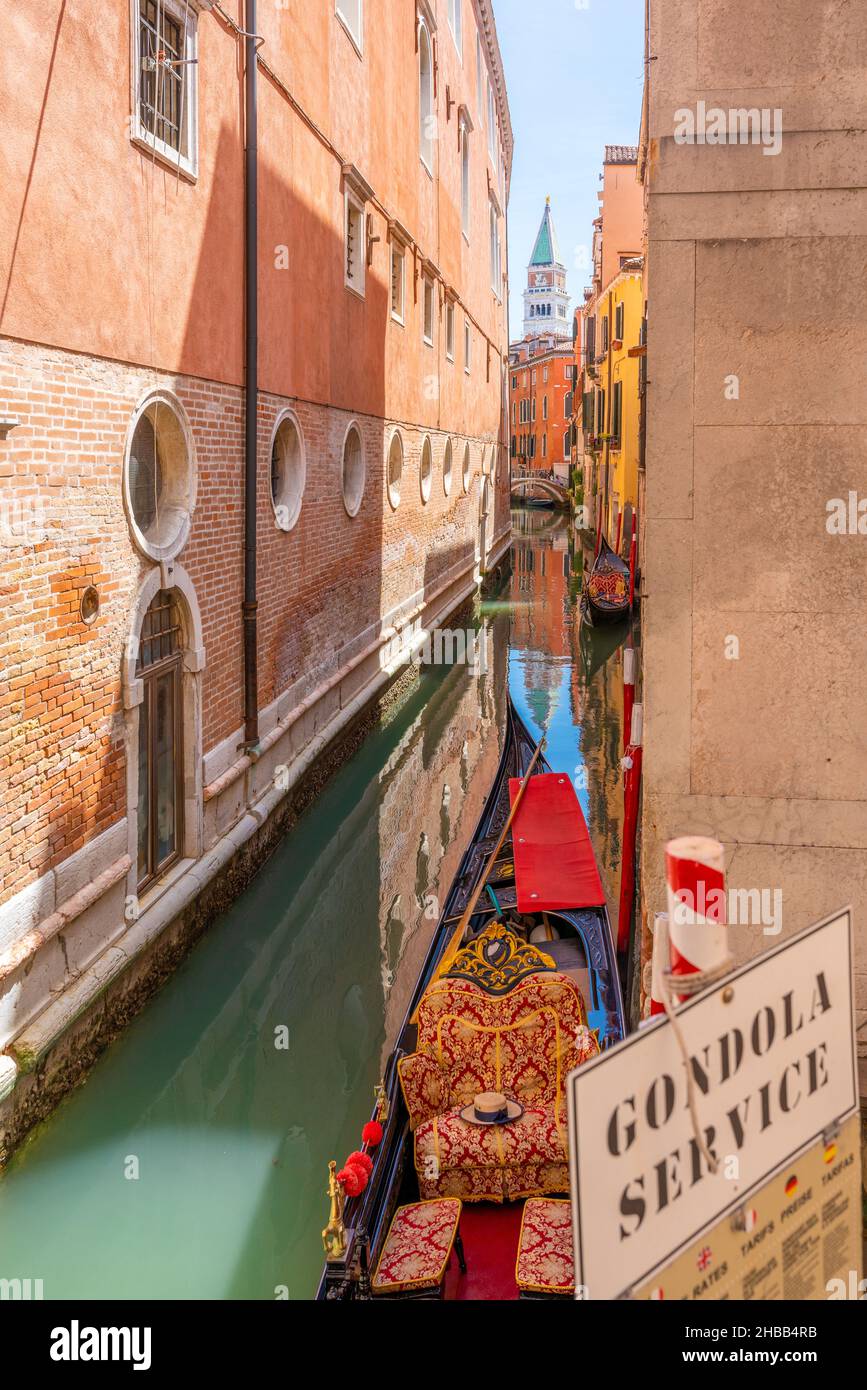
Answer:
[
  {"xmin": 511, "ymin": 375, "xmax": 517, "ymax": 389},
  {"xmin": 612, "ymin": 381, "xmax": 623, "ymax": 441},
  {"xmin": 596, "ymin": 389, "xmax": 606, "ymax": 434},
  {"xmin": 542, "ymin": 433, "xmax": 547, "ymax": 457},
  {"xmin": 489, "ymin": 200, "xmax": 500, "ymax": 296},
  {"xmin": 423, "ymin": 277, "xmax": 435, "ymax": 345},
  {"xmin": 487, "ymin": 82, "xmax": 496, "ymax": 161},
  {"xmin": 476, "ymin": 33, "xmax": 484, "ymax": 117},
  {"xmin": 582, "ymin": 391, "xmax": 594, "ymax": 432},
  {"xmin": 133, "ymin": 0, "xmax": 198, "ymax": 177},
  {"xmin": 601, "ymin": 315, "xmax": 610, "ymax": 353},
  {"xmin": 448, "ymin": 0, "xmax": 462, "ymax": 59},
  {"xmin": 464, "ymin": 319, "xmax": 471, "ymax": 373},
  {"xmin": 390, "ymin": 243, "xmax": 405, "ymax": 322},
  {"xmin": 543, "ymin": 366, "xmax": 548, "ymax": 384},
  {"xmin": 585, "ymin": 316, "xmax": 596, "ymax": 365},
  {"xmin": 335, "ymin": 0, "xmax": 362, "ymax": 51},
  {"xmin": 446, "ymin": 301, "xmax": 455, "ymax": 360},
  {"xmin": 565, "ymin": 363, "xmax": 571, "ymax": 381},
  {"xmin": 345, "ymin": 196, "xmax": 365, "ymax": 295},
  {"xmin": 615, "ymin": 301, "xmax": 625, "ymax": 341},
  {"xmin": 461, "ymin": 123, "xmax": 470, "ymax": 238},
  {"xmin": 543, "ymin": 395, "xmax": 548, "ymax": 420},
  {"xmin": 532, "ymin": 398, "xmax": 537, "ymax": 422}
]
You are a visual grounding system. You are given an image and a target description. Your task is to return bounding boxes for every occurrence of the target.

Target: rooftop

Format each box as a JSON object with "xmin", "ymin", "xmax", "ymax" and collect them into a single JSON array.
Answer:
[{"xmin": 604, "ymin": 144, "xmax": 639, "ymax": 165}]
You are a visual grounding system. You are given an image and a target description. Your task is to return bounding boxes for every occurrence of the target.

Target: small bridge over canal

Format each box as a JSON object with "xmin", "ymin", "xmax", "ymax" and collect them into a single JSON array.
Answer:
[{"xmin": 510, "ymin": 472, "xmax": 571, "ymax": 506}]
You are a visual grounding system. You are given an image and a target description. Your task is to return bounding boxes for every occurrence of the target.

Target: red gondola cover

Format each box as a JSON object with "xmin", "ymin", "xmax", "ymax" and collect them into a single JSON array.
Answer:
[{"xmin": 508, "ymin": 773, "xmax": 605, "ymax": 911}]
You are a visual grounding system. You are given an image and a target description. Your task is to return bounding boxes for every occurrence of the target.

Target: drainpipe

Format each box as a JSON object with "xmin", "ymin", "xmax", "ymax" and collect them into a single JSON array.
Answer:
[
  {"xmin": 603, "ymin": 287, "xmax": 613, "ymax": 543},
  {"xmin": 243, "ymin": 0, "xmax": 259, "ymax": 750}
]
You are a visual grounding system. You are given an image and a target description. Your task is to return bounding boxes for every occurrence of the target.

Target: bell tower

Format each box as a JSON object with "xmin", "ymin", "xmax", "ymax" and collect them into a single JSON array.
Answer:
[{"xmin": 523, "ymin": 197, "xmax": 570, "ymax": 340}]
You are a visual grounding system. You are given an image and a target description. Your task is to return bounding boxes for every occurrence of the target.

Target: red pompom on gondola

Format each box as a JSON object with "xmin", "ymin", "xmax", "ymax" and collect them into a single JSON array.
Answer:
[
  {"xmin": 346, "ymin": 1150, "xmax": 373, "ymax": 1177},
  {"xmin": 361, "ymin": 1120, "xmax": 383, "ymax": 1147},
  {"xmin": 336, "ymin": 1164, "xmax": 367, "ymax": 1198}
]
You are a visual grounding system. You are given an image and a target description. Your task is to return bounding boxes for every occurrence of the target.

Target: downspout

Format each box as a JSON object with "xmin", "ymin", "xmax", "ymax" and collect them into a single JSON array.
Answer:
[
  {"xmin": 603, "ymin": 286, "xmax": 613, "ymax": 543},
  {"xmin": 243, "ymin": 0, "xmax": 259, "ymax": 750}
]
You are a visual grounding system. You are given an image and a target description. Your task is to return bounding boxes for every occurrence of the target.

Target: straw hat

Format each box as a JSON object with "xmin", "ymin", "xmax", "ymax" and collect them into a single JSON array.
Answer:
[{"xmin": 459, "ymin": 1091, "xmax": 523, "ymax": 1126}]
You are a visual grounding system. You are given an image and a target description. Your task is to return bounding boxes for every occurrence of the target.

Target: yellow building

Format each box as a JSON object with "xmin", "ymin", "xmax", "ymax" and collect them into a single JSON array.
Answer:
[{"xmin": 579, "ymin": 262, "xmax": 644, "ymax": 549}]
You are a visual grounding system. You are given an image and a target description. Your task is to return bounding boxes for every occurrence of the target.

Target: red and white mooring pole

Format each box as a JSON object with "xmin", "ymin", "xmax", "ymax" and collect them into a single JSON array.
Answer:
[
  {"xmin": 649, "ymin": 912, "xmax": 669, "ymax": 1017},
  {"xmin": 665, "ymin": 836, "xmax": 729, "ymax": 1003},
  {"xmin": 623, "ymin": 645, "xmax": 636, "ymax": 757},
  {"xmin": 616, "ymin": 702, "xmax": 643, "ymax": 957}
]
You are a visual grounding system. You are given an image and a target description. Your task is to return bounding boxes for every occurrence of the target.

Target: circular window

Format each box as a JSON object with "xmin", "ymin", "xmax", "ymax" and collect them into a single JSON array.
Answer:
[
  {"xmin": 420, "ymin": 437, "xmax": 433, "ymax": 504},
  {"xmin": 79, "ymin": 585, "xmax": 100, "ymax": 625},
  {"xmin": 443, "ymin": 438, "xmax": 453, "ymax": 497},
  {"xmin": 124, "ymin": 393, "xmax": 196, "ymax": 562},
  {"xmin": 387, "ymin": 430, "xmax": 403, "ymax": 509},
  {"xmin": 342, "ymin": 422, "xmax": 365, "ymax": 517},
  {"xmin": 270, "ymin": 411, "xmax": 306, "ymax": 532},
  {"xmin": 462, "ymin": 442, "xmax": 471, "ymax": 494}
]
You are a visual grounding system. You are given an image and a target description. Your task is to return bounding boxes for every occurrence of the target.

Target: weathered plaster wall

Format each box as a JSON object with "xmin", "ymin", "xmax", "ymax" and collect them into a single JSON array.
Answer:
[{"xmin": 640, "ymin": 0, "xmax": 867, "ymax": 1085}]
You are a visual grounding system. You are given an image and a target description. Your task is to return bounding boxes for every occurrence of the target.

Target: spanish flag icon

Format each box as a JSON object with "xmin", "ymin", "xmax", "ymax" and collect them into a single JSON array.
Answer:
[
  {"xmin": 823, "ymin": 1142, "xmax": 838, "ymax": 1165},
  {"xmin": 785, "ymin": 1174, "xmax": 798, "ymax": 1198}
]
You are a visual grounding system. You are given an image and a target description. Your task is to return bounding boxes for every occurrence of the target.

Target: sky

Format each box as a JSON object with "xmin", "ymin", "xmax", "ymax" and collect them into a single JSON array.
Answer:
[{"xmin": 493, "ymin": 0, "xmax": 646, "ymax": 337}]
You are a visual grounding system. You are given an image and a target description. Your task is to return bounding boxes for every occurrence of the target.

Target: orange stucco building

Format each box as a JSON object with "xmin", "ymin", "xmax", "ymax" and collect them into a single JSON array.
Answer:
[
  {"xmin": 509, "ymin": 200, "xmax": 574, "ymax": 482},
  {"xmin": 0, "ymin": 0, "xmax": 512, "ymax": 1151}
]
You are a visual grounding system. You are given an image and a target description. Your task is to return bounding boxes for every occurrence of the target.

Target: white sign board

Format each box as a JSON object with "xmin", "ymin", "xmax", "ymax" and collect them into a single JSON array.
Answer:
[{"xmin": 566, "ymin": 909, "xmax": 856, "ymax": 1300}]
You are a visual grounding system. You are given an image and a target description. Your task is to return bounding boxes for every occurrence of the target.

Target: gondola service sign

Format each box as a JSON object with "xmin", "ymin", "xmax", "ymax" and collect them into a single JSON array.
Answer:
[{"xmin": 566, "ymin": 910, "xmax": 857, "ymax": 1300}]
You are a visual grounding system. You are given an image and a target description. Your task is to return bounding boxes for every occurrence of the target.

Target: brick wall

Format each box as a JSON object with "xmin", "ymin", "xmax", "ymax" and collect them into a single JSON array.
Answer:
[{"xmin": 0, "ymin": 337, "xmax": 501, "ymax": 908}]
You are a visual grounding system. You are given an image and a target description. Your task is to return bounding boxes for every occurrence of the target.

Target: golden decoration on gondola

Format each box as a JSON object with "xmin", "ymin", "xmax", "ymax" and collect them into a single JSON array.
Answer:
[
  {"xmin": 374, "ymin": 1080, "xmax": 389, "ymax": 1124},
  {"xmin": 322, "ymin": 1160, "xmax": 347, "ymax": 1261},
  {"xmin": 443, "ymin": 923, "xmax": 556, "ymax": 996}
]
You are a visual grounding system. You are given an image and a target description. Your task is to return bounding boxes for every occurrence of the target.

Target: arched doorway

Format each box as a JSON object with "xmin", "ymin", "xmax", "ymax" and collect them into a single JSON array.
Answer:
[
  {"xmin": 135, "ymin": 589, "xmax": 184, "ymax": 890},
  {"xmin": 123, "ymin": 567, "xmax": 205, "ymax": 900}
]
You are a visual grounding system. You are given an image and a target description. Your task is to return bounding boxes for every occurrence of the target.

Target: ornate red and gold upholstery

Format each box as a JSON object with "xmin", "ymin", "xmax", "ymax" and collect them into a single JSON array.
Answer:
[
  {"xmin": 371, "ymin": 1199, "xmax": 462, "ymax": 1295},
  {"xmin": 398, "ymin": 970, "xmax": 599, "ymax": 1202},
  {"xmin": 516, "ymin": 1198, "xmax": 575, "ymax": 1295}
]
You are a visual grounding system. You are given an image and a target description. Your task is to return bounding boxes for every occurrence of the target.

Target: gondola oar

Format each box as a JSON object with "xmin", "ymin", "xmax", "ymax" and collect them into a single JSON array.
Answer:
[{"xmin": 415, "ymin": 731, "xmax": 547, "ymax": 1011}]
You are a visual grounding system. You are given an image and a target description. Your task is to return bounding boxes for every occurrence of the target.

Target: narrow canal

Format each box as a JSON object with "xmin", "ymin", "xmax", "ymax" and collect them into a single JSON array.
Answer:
[{"xmin": 0, "ymin": 511, "xmax": 628, "ymax": 1300}]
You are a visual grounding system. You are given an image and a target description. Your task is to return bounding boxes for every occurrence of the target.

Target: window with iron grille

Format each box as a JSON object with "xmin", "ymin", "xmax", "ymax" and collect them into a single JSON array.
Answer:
[{"xmin": 134, "ymin": 0, "xmax": 197, "ymax": 176}]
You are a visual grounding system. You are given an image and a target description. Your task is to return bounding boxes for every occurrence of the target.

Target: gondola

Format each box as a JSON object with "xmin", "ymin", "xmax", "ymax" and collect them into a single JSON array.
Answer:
[
  {"xmin": 317, "ymin": 699, "xmax": 625, "ymax": 1302},
  {"xmin": 583, "ymin": 534, "xmax": 632, "ymax": 625}
]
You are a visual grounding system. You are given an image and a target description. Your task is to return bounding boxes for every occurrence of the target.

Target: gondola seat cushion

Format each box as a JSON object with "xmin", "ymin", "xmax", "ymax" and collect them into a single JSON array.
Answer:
[
  {"xmin": 515, "ymin": 1198, "xmax": 575, "ymax": 1296},
  {"xmin": 398, "ymin": 971, "xmax": 599, "ymax": 1201},
  {"xmin": 371, "ymin": 1199, "xmax": 462, "ymax": 1295}
]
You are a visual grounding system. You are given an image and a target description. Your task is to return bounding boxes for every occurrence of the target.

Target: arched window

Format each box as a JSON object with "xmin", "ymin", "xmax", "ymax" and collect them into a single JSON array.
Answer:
[
  {"xmin": 420, "ymin": 436, "xmax": 433, "ymax": 503},
  {"xmin": 419, "ymin": 22, "xmax": 433, "ymax": 171},
  {"xmin": 136, "ymin": 590, "xmax": 184, "ymax": 890},
  {"xmin": 460, "ymin": 120, "xmax": 470, "ymax": 237},
  {"xmin": 462, "ymin": 441, "xmax": 471, "ymax": 494}
]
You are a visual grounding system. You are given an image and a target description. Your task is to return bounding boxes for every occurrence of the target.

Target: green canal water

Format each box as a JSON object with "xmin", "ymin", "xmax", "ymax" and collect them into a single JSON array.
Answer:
[{"xmin": 0, "ymin": 511, "xmax": 628, "ymax": 1300}]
